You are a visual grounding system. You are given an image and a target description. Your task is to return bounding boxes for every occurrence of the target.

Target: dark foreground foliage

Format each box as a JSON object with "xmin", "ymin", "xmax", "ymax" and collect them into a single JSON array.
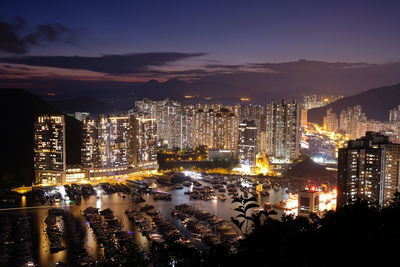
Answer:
[{"xmin": 164, "ymin": 193, "xmax": 400, "ymax": 267}]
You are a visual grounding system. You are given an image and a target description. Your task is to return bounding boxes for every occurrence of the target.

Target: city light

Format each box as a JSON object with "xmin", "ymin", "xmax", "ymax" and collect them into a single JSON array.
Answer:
[{"xmin": 1, "ymin": 2, "xmax": 399, "ymax": 266}]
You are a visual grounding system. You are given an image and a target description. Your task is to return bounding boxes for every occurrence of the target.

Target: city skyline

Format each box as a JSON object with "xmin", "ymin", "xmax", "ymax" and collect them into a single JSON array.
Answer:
[{"xmin": 2, "ymin": 2, "xmax": 400, "ymax": 266}]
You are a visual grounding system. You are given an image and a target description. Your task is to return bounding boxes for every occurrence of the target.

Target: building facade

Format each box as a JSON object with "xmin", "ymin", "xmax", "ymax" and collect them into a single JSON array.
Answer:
[
  {"xmin": 97, "ymin": 115, "xmax": 133, "ymax": 167},
  {"xmin": 34, "ymin": 115, "xmax": 66, "ymax": 184},
  {"xmin": 266, "ymin": 100, "xmax": 300, "ymax": 162},
  {"xmin": 323, "ymin": 108, "xmax": 338, "ymax": 132},
  {"xmin": 81, "ymin": 118, "xmax": 100, "ymax": 168},
  {"xmin": 132, "ymin": 113, "xmax": 158, "ymax": 164},
  {"xmin": 338, "ymin": 132, "xmax": 400, "ymax": 207},
  {"xmin": 238, "ymin": 120, "xmax": 258, "ymax": 166},
  {"xmin": 298, "ymin": 190, "xmax": 320, "ymax": 217}
]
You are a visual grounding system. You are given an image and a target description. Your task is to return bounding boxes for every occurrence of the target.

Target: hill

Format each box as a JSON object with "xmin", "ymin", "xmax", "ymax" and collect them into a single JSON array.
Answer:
[
  {"xmin": 49, "ymin": 96, "xmax": 116, "ymax": 115},
  {"xmin": 308, "ymin": 83, "xmax": 400, "ymax": 124},
  {"xmin": 284, "ymin": 156, "xmax": 332, "ymax": 178},
  {"xmin": 0, "ymin": 89, "xmax": 81, "ymax": 187}
]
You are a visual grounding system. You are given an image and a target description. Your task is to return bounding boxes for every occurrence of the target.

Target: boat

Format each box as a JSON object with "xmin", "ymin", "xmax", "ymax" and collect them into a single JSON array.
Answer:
[
  {"xmin": 264, "ymin": 201, "xmax": 272, "ymax": 210},
  {"xmin": 261, "ymin": 190, "xmax": 270, "ymax": 196},
  {"xmin": 217, "ymin": 223, "xmax": 232, "ymax": 231},
  {"xmin": 182, "ymin": 181, "xmax": 192, "ymax": 187},
  {"xmin": 272, "ymin": 201, "xmax": 286, "ymax": 209},
  {"xmin": 132, "ymin": 196, "xmax": 145, "ymax": 203},
  {"xmin": 173, "ymin": 184, "xmax": 184, "ymax": 190},
  {"xmin": 217, "ymin": 194, "xmax": 226, "ymax": 201}
]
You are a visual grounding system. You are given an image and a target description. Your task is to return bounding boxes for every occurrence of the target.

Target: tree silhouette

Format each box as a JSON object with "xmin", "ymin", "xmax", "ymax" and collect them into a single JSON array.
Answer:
[{"xmin": 231, "ymin": 196, "xmax": 276, "ymax": 234}]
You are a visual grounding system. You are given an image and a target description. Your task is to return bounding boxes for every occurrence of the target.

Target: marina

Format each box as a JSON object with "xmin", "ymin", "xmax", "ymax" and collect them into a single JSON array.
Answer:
[{"xmin": 0, "ymin": 172, "xmax": 295, "ymax": 266}]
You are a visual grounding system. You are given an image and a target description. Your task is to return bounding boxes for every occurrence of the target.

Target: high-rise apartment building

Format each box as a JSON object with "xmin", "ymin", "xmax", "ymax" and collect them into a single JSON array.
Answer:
[
  {"xmin": 81, "ymin": 118, "xmax": 100, "ymax": 168},
  {"xmin": 192, "ymin": 107, "xmax": 239, "ymax": 152},
  {"xmin": 238, "ymin": 120, "xmax": 258, "ymax": 166},
  {"xmin": 303, "ymin": 94, "xmax": 343, "ymax": 110},
  {"xmin": 338, "ymin": 132, "xmax": 400, "ymax": 207},
  {"xmin": 34, "ymin": 115, "xmax": 66, "ymax": 184},
  {"xmin": 266, "ymin": 100, "xmax": 300, "ymax": 162},
  {"xmin": 135, "ymin": 99, "xmax": 181, "ymax": 149},
  {"xmin": 238, "ymin": 104, "xmax": 265, "ymax": 153},
  {"xmin": 155, "ymin": 99, "xmax": 181, "ymax": 149},
  {"xmin": 339, "ymin": 105, "xmax": 366, "ymax": 135},
  {"xmin": 300, "ymin": 108, "xmax": 308, "ymax": 128},
  {"xmin": 323, "ymin": 108, "xmax": 338, "ymax": 132},
  {"xmin": 134, "ymin": 99, "xmax": 241, "ymax": 152},
  {"xmin": 82, "ymin": 113, "xmax": 158, "ymax": 169},
  {"xmin": 180, "ymin": 105, "xmax": 195, "ymax": 150},
  {"xmin": 97, "ymin": 115, "xmax": 133, "ymax": 167},
  {"xmin": 132, "ymin": 113, "xmax": 158, "ymax": 164},
  {"xmin": 238, "ymin": 104, "xmax": 264, "ymax": 127},
  {"xmin": 389, "ymin": 105, "xmax": 400, "ymax": 122}
]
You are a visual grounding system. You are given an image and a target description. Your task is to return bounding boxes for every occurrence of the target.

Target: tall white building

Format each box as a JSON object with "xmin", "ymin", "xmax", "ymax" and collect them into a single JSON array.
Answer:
[
  {"xmin": 238, "ymin": 120, "xmax": 258, "ymax": 166},
  {"xmin": 323, "ymin": 108, "xmax": 339, "ymax": 132},
  {"xmin": 97, "ymin": 115, "xmax": 132, "ymax": 167},
  {"xmin": 132, "ymin": 113, "xmax": 158, "ymax": 164},
  {"xmin": 135, "ymin": 99, "xmax": 181, "ymax": 149},
  {"xmin": 389, "ymin": 105, "xmax": 400, "ymax": 122},
  {"xmin": 266, "ymin": 100, "xmax": 300, "ymax": 162},
  {"xmin": 81, "ymin": 118, "xmax": 100, "ymax": 168},
  {"xmin": 339, "ymin": 105, "xmax": 366, "ymax": 135},
  {"xmin": 192, "ymin": 107, "xmax": 239, "ymax": 152},
  {"xmin": 34, "ymin": 115, "xmax": 66, "ymax": 184}
]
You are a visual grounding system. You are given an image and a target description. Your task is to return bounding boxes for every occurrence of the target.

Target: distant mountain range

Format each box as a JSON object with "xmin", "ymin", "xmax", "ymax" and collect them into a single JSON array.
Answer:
[
  {"xmin": 0, "ymin": 89, "xmax": 81, "ymax": 187},
  {"xmin": 4, "ymin": 59, "xmax": 400, "ymax": 102},
  {"xmin": 308, "ymin": 83, "xmax": 400, "ymax": 124},
  {"xmin": 43, "ymin": 78, "xmax": 275, "ymax": 115},
  {"xmin": 3, "ymin": 60, "xmax": 397, "ymax": 115},
  {"xmin": 49, "ymin": 97, "xmax": 117, "ymax": 115},
  {"xmin": 47, "ymin": 81, "xmax": 400, "ymax": 123}
]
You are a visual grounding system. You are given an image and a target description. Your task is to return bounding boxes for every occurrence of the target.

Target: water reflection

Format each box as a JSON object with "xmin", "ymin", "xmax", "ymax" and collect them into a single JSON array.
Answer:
[
  {"xmin": 21, "ymin": 196, "xmax": 26, "ymax": 207},
  {"xmin": 96, "ymin": 198, "xmax": 102, "ymax": 209}
]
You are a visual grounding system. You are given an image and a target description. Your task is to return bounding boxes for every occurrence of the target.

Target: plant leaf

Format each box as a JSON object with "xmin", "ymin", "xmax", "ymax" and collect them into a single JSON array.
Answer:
[
  {"xmin": 231, "ymin": 217, "xmax": 240, "ymax": 228},
  {"xmin": 244, "ymin": 197, "xmax": 257, "ymax": 204},
  {"xmin": 234, "ymin": 207, "xmax": 245, "ymax": 214},
  {"xmin": 244, "ymin": 203, "xmax": 260, "ymax": 213},
  {"xmin": 231, "ymin": 198, "xmax": 242, "ymax": 204}
]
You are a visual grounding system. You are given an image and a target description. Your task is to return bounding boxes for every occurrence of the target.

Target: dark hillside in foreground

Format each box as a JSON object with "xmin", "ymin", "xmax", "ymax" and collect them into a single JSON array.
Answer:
[{"xmin": 0, "ymin": 89, "xmax": 81, "ymax": 187}]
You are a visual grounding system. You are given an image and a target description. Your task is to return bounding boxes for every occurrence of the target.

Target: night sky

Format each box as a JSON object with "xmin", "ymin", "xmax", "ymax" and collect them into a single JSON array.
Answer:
[{"xmin": 1, "ymin": 0, "xmax": 400, "ymax": 100}]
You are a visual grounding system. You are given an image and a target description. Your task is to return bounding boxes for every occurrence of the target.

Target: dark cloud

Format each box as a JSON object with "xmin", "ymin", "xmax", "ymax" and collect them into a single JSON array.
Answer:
[
  {"xmin": 0, "ymin": 16, "xmax": 79, "ymax": 54},
  {"xmin": 0, "ymin": 52, "xmax": 207, "ymax": 74},
  {"xmin": 2, "ymin": 59, "xmax": 400, "ymax": 103},
  {"xmin": 205, "ymin": 64, "xmax": 244, "ymax": 70},
  {"xmin": 3, "ymin": 64, "xmax": 31, "ymax": 70}
]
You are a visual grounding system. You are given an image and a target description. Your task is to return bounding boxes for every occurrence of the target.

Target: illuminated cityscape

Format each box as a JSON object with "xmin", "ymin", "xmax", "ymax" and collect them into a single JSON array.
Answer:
[
  {"xmin": 302, "ymin": 94, "xmax": 343, "ymax": 110},
  {"xmin": 1, "ymin": 1, "xmax": 400, "ymax": 266}
]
